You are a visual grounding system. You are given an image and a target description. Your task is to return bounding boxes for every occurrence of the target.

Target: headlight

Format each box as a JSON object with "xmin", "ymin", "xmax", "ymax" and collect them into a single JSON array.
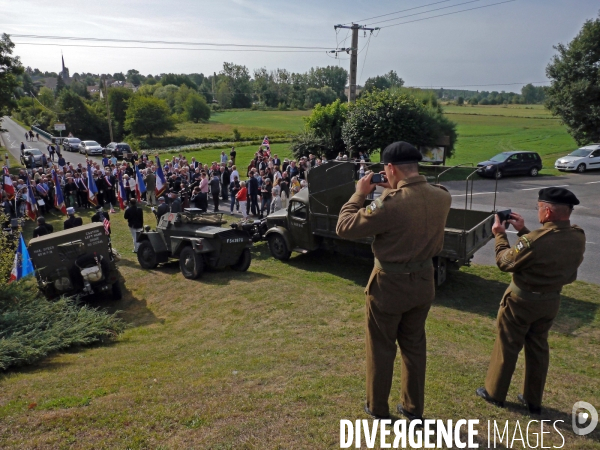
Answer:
[{"xmin": 486, "ymin": 165, "xmax": 494, "ymax": 169}]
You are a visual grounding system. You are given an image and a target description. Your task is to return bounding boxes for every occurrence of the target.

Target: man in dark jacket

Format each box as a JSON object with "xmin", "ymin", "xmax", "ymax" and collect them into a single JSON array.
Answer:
[
  {"xmin": 123, "ymin": 199, "xmax": 144, "ymax": 252},
  {"xmin": 220, "ymin": 166, "xmax": 230, "ymax": 202},
  {"xmin": 209, "ymin": 173, "xmax": 221, "ymax": 212},
  {"xmin": 169, "ymin": 192, "xmax": 182, "ymax": 213},
  {"xmin": 33, "ymin": 216, "xmax": 54, "ymax": 238},
  {"xmin": 64, "ymin": 207, "xmax": 83, "ymax": 230},
  {"xmin": 247, "ymin": 172, "xmax": 259, "ymax": 216},
  {"xmin": 153, "ymin": 196, "xmax": 169, "ymax": 224}
]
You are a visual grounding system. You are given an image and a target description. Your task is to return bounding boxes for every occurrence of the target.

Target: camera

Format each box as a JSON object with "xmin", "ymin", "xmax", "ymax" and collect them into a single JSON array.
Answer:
[
  {"xmin": 497, "ymin": 209, "xmax": 512, "ymax": 229},
  {"xmin": 370, "ymin": 173, "xmax": 387, "ymax": 184}
]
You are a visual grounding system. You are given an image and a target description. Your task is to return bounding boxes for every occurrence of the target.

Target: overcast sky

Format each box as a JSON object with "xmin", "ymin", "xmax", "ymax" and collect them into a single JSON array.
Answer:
[{"xmin": 2, "ymin": 0, "xmax": 598, "ymax": 92}]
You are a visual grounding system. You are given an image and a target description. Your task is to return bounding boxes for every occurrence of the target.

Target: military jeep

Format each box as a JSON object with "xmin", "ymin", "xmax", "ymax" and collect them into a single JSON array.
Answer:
[
  {"xmin": 136, "ymin": 208, "xmax": 253, "ymax": 279},
  {"xmin": 28, "ymin": 223, "xmax": 122, "ymax": 300}
]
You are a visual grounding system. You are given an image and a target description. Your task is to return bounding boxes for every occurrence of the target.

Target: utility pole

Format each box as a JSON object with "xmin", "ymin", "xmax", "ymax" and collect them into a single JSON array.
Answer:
[
  {"xmin": 334, "ymin": 23, "xmax": 378, "ymax": 103},
  {"xmin": 102, "ymin": 76, "xmax": 114, "ymax": 143}
]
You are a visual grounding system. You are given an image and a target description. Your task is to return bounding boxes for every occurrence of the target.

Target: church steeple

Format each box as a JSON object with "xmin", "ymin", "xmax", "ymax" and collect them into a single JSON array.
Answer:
[{"xmin": 60, "ymin": 52, "xmax": 69, "ymax": 80}]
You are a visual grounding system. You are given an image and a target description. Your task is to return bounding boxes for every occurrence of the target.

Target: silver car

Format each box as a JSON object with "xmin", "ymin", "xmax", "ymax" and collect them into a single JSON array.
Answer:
[
  {"xmin": 63, "ymin": 137, "xmax": 81, "ymax": 152},
  {"xmin": 21, "ymin": 148, "xmax": 44, "ymax": 168},
  {"xmin": 80, "ymin": 140, "xmax": 104, "ymax": 156},
  {"xmin": 555, "ymin": 144, "xmax": 600, "ymax": 173}
]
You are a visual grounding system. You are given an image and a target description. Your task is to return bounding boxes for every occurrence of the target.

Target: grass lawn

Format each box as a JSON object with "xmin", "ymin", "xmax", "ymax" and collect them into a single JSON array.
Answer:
[
  {"xmin": 170, "ymin": 110, "xmax": 310, "ymax": 143},
  {"xmin": 0, "ymin": 209, "xmax": 598, "ymax": 448},
  {"xmin": 445, "ymin": 105, "xmax": 578, "ymax": 177}
]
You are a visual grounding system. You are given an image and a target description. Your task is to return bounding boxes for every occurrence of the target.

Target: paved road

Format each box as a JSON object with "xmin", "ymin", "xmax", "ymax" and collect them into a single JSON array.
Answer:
[
  {"xmin": 1, "ymin": 116, "xmax": 100, "ymax": 167},
  {"xmin": 443, "ymin": 173, "xmax": 600, "ymax": 285}
]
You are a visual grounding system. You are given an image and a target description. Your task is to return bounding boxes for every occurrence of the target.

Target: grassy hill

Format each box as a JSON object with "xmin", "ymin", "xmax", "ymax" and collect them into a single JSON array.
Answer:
[{"xmin": 0, "ymin": 207, "xmax": 598, "ymax": 448}]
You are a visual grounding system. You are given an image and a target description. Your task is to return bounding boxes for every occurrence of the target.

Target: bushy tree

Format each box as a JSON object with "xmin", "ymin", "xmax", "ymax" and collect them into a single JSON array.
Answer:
[
  {"xmin": 153, "ymin": 84, "xmax": 179, "ymax": 111},
  {"xmin": 37, "ymin": 87, "xmax": 55, "ymax": 108},
  {"xmin": 108, "ymin": 87, "xmax": 133, "ymax": 139},
  {"xmin": 0, "ymin": 33, "xmax": 24, "ymax": 127},
  {"xmin": 301, "ymin": 99, "xmax": 348, "ymax": 159},
  {"xmin": 160, "ymin": 73, "xmax": 197, "ymax": 90},
  {"xmin": 342, "ymin": 89, "xmax": 457, "ymax": 158},
  {"xmin": 546, "ymin": 14, "xmax": 600, "ymax": 144},
  {"xmin": 363, "ymin": 70, "xmax": 404, "ymax": 93},
  {"xmin": 290, "ymin": 130, "xmax": 327, "ymax": 159},
  {"xmin": 304, "ymin": 86, "xmax": 337, "ymax": 109},
  {"xmin": 184, "ymin": 93, "xmax": 211, "ymax": 123},
  {"xmin": 219, "ymin": 62, "xmax": 252, "ymax": 108},
  {"xmin": 125, "ymin": 95, "xmax": 175, "ymax": 139}
]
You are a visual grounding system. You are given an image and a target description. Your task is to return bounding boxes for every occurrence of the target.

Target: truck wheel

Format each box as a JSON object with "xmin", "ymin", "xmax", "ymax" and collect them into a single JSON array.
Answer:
[
  {"xmin": 269, "ymin": 234, "xmax": 291, "ymax": 261},
  {"xmin": 112, "ymin": 281, "xmax": 123, "ymax": 300},
  {"xmin": 231, "ymin": 248, "xmax": 251, "ymax": 272},
  {"xmin": 179, "ymin": 246, "xmax": 204, "ymax": 279},
  {"xmin": 137, "ymin": 240, "xmax": 158, "ymax": 269},
  {"xmin": 577, "ymin": 163, "xmax": 586, "ymax": 173}
]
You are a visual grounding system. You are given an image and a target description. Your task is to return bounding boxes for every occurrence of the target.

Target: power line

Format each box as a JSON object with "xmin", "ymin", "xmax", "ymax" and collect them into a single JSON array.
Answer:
[
  {"xmin": 367, "ymin": 0, "xmax": 483, "ymax": 26},
  {"xmin": 13, "ymin": 42, "xmax": 327, "ymax": 53},
  {"xmin": 379, "ymin": 0, "xmax": 517, "ymax": 28},
  {"xmin": 358, "ymin": 34, "xmax": 372, "ymax": 85},
  {"xmin": 9, "ymin": 33, "xmax": 332, "ymax": 50},
  {"xmin": 343, "ymin": 0, "xmax": 454, "ymax": 25},
  {"xmin": 407, "ymin": 81, "xmax": 549, "ymax": 88}
]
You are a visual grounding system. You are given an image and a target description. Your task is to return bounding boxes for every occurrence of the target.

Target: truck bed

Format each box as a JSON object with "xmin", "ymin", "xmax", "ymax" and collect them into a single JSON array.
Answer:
[{"xmin": 310, "ymin": 207, "xmax": 494, "ymax": 263}]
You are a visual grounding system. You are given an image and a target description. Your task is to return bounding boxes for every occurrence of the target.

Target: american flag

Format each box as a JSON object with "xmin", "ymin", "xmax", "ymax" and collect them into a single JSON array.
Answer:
[{"xmin": 102, "ymin": 214, "xmax": 111, "ymax": 235}]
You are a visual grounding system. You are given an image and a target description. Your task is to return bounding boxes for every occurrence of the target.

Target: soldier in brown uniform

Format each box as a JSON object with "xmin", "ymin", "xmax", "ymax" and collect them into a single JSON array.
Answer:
[
  {"xmin": 336, "ymin": 141, "xmax": 452, "ymax": 420},
  {"xmin": 477, "ymin": 187, "xmax": 585, "ymax": 414}
]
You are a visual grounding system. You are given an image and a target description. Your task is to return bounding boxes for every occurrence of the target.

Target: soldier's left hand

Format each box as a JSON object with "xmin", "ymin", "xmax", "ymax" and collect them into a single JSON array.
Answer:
[
  {"xmin": 492, "ymin": 213, "xmax": 506, "ymax": 236},
  {"xmin": 356, "ymin": 171, "xmax": 377, "ymax": 196}
]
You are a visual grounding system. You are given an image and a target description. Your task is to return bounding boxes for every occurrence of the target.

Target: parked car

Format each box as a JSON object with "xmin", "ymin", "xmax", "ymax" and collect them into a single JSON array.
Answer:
[
  {"xmin": 104, "ymin": 142, "xmax": 132, "ymax": 160},
  {"xmin": 80, "ymin": 140, "xmax": 104, "ymax": 156},
  {"xmin": 554, "ymin": 144, "xmax": 600, "ymax": 173},
  {"xmin": 62, "ymin": 137, "xmax": 82, "ymax": 152},
  {"xmin": 20, "ymin": 148, "xmax": 44, "ymax": 168},
  {"xmin": 477, "ymin": 151, "xmax": 542, "ymax": 179}
]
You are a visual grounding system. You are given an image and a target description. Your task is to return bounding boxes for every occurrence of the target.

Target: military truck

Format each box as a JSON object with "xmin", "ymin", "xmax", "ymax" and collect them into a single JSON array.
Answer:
[
  {"xmin": 29, "ymin": 223, "xmax": 122, "ymax": 300},
  {"xmin": 136, "ymin": 209, "xmax": 253, "ymax": 279},
  {"xmin": 250, "ymin": 161, "xmax": 495, "ymax": 285}
]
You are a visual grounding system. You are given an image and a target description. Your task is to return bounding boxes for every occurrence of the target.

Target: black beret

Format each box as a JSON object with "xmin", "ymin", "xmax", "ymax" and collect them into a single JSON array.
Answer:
[
  {"xmin": 538, "ymin": 187, "xmax": 580, "ymax": 206},
  {"xmin": 381, "ymin": 141, "xmax": 423, "ymax": 165}
]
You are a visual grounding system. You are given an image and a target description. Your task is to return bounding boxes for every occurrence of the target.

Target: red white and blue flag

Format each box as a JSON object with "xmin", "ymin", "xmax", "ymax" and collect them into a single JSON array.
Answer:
[
  {"xmin": 155, "ymin": 156, "xmax": 167, "ymax": 198},
  {"xmin": 134, "ymin": 164, "xmax": 146, "ymax": 202},
  {"xmin": 52, "ymin": 169, "xmax": 67, "ymax": 215},
  {"xmin": 117, "ymin": 171, "xmax": 126, "ymax": 210},
  {"xmin": 262, "ymin": 136, "xmax": 270, "ymax": 146},
  {"xmin": 3, "ymin": 167, "xmax": 15, "ymax": 200},
  {"xmin": 25, "ymin": 174, "xmax": 38, "ymax": 221},
  {"xmin": 86, "ymin": 162, "xmax": 99, "ymax": 207},
  {"xmin": 9, "ymin": 234, "xmax": 34, "ymax": 283}
]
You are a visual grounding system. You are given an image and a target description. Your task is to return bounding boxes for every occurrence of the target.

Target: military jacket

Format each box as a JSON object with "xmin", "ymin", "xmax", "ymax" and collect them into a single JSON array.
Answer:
[{"xmin": 495, "ymin": 220, "xmax": 585, "ymax": 292}]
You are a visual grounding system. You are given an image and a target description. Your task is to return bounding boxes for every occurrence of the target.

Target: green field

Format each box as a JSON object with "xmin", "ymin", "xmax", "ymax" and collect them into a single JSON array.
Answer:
[
  {"xmin": 445, "ymin": 105, "xmax": 577, "ymax": 175},
  {"xmin": 0, "ymin": 206, "xmax": 598, "ymax": 448},
  {"xmin": 161, "ymin": 105, "xmax": 576, "ymax": 179},
  {"xmin": 170, "ymin": 110, "xmax": 310, "ymax": 143}
]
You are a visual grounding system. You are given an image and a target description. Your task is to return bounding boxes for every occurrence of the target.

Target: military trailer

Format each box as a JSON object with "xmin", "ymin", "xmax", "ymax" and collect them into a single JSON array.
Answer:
[
  {"xmin": 28, "ymin": 223, "xmax": 122, "ymax": 300},
  {"xmin": 136, "ymin": 209, "xmax": 253, "ymax": 279},
  {"xmin": 250, "ymin": 161, "xmax": 495, "ymax": 285}
]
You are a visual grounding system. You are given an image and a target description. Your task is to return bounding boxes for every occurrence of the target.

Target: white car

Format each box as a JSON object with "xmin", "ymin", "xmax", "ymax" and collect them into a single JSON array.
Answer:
[
  {"xmin": 555, "ymin": 144, "xmax": 600, "ymax": 173},
  {"xmin": 80, "ymin": 140, "xmax": 104, "ymax": 156}
]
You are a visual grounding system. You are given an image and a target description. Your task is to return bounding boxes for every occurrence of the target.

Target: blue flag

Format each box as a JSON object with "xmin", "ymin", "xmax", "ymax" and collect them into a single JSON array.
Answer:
[
  {"xmin": 10, "ymin": 235, "xmax": 34, "ymax": 282},
  {"xmin": 135, "ymin": 164, "xmax": 146, "ymax": 194}
]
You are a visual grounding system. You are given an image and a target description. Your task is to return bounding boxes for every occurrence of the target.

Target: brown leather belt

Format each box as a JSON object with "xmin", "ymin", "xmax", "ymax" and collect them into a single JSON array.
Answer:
[
  {"xmin": 374, "ymin": 258, "xmax": 433, "ymax": 274},
  {"xmin": 508, "ymin": 281, "xmax": 561, "ymax": 301}
]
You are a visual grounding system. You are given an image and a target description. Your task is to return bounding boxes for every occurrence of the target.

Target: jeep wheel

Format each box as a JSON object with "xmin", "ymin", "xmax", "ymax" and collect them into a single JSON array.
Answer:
[
  {"xmin": 577, "ymin": 163, "xmax": 586, "ymax": 173},
  {"xmin": 529, "ymin": 167, "xmax": 539, "ymax": 177},
  {"xmin": 179, "ymin": 246, "xmax": 204, "ymax": 279},
  {"xmin": 495, "ymin": 170, "xmax": 503, "ymax": 179},
  {"xmin": 269, "ymin": 234, "xmax": 291, "ymax": 261},
  {"xmin": 137, "ymin": 240, "xmax": 158, "ymax": 269},
  {"xmin": 112, "ymin": 281, "xmax": 123, "ymax": 300},
  {"xmin": 231, "ymin": 248, "xmax": 251, "ymax": 272}
]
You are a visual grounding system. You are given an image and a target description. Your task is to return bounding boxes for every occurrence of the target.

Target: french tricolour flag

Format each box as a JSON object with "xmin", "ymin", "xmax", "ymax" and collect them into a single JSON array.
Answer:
[
  {"xmin": 155, "ymin": 156, "xmax": 167, "ymax": 197},
  {"xmin": 52, "ymin": 169, "xmax": 67, "ymax": 214},
  {"xmin": 3, "ymin": 167, "xmax": 15, "ymax": 200}
]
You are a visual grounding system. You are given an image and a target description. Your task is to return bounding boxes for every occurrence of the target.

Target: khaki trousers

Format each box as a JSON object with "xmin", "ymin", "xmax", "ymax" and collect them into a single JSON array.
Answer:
[
  {"xmin": 365, "ymin": 267, "xmax": 435, "ymax": 418},
  {"xmin": 485, "ymin": 288, "xmax": 560, "ymax": 408}
]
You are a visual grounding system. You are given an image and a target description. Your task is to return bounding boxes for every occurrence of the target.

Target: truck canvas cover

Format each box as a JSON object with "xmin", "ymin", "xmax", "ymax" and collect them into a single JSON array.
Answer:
[{"xmin": 307, "ymin": 161, "xmax": 356, "ymax": 216}]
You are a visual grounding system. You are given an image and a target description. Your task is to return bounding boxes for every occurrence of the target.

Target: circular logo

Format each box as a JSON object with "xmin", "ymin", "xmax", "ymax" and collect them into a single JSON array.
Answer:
[{"xmin": 572, "ymin": 401, "xmax": 598, "ymax": 436}]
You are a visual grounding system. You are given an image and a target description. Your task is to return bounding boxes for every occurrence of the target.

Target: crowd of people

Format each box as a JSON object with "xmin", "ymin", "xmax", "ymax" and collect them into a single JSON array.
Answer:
[{"xmin": 3, "ymin": 137, "xmax": 364, "ymax": 244}]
